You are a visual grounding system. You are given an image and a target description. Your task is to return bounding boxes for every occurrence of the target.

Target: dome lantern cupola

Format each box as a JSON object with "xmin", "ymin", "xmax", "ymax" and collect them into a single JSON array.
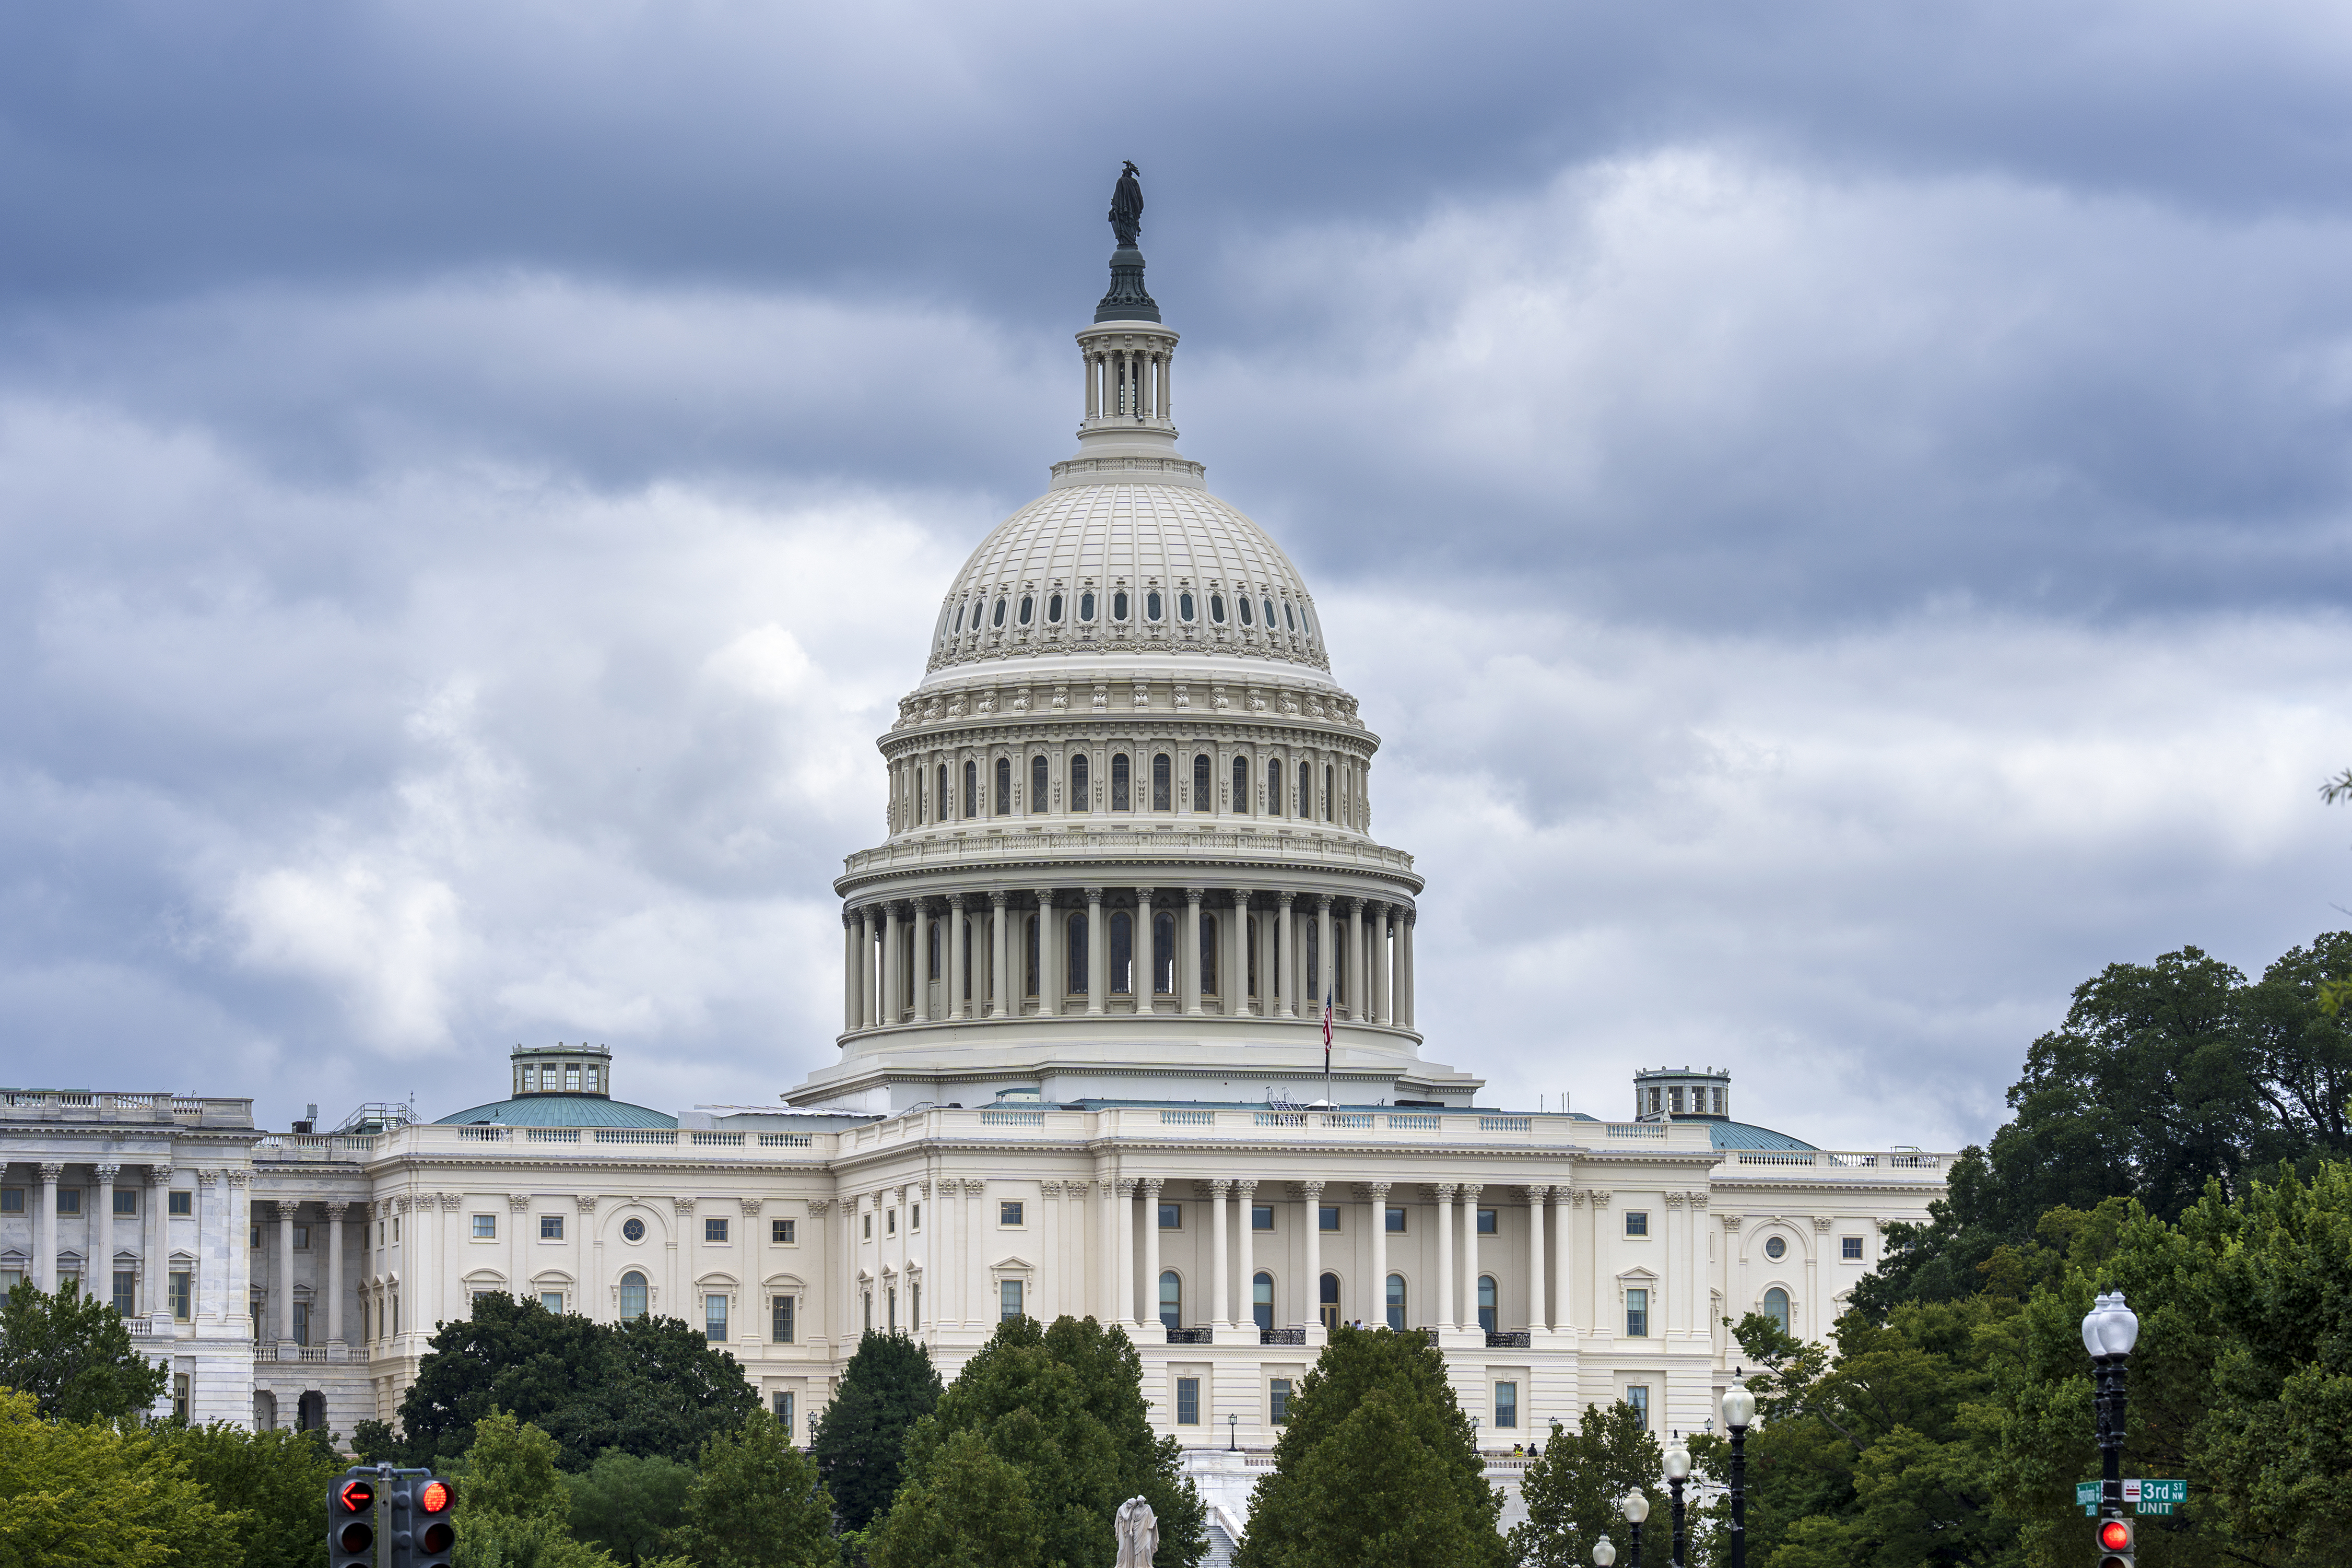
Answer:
[{"xmin": 510, "ymin": 1042, "xmax": 611, "ymax": 1100}]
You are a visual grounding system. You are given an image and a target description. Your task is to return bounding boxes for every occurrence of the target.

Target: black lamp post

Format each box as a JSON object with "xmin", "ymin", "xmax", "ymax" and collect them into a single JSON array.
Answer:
[
  {"xmin": 1721, "ymin": 1375, "xmax": 1757, "ymax": 1568},
  {"xmin": 2080, "ymin": 1291, "xmax": 2140, "ymax": 1518},
  {"xmin": 1227, "ymin": 1412, "xmax": 1238, "ymax": 1452},
  {"xmin": 1622, "ymin": 1489, "xmax": 1649, "ymax": 1568},
  {"xmin": 1663, "ymin": 1436, "xmax": 1691, "ymax": 1568}
]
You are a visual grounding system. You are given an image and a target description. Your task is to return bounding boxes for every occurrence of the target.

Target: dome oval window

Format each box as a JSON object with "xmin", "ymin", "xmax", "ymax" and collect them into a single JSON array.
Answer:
[
  {"xmin": 1079, "ymin": 591, "xmax": 1096, "ymax": 622},
  {"xmin": 1238, "ymin": 596, "xmax": 1254, "ymax": 626},
  {"xmin": 1263, "ymin": 597, "xmax": 1277, "ymax": 628},
  {"xmin": 1018, "ymin": 595, "xmax": 1034, "ymax": 626},
  {"xmin": 1048, "ymin": 593, "xmax": 1063, "ymax": 623},
  {"xmin": 992, "ymin": 598, "xmax": 1007, "ymax": 629},
  {"xmin": 622, "ymin": 1218, "xmax": 646, "ymax": 1243},
  {"xmin": 1764, "ymin": 1235, "xmax": 1787, "ymax": 1260},
  {"xmin": 1209, "ymin": 594, "xmax": 1226, "ymax": 624},
  {"xmin": 1113, "ymin": 590, "xmax": 1129, "ymax": 621},
  {"xmin": 1146, "ymin": 591, "xmax": 1163, "ymax": 622},
  {"xmin": 1179, "ymin": 592, "xmax": 1196, "ymax": 622},
  {"xmin": 1284, "ymin": 602, "xmax": 1297, "ymax": 631},
  {"xmin": 954, "ymin": 603, "xmax": 966, "ymax": 634}
]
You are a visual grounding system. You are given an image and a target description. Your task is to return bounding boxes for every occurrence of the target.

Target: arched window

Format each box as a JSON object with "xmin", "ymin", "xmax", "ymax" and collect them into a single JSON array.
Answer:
[
  {"xmin": 1151, "ymin": 753, "xmax": 1172, "ymax": 810},
  {"xmin": 1320, "ymin": 1271, "xmax": 1340, "ymax": 1331},
  {"xmin": 1232, "ymin": 755, "xmax": 1249, "ymax": 814},
  {"xmin": 1153, "ymin": 912, "xmax": 1175, "ymax": 995},
  {"xmin": 995, "ymin": 757, "xmax": 1012, "ymax": 816},
  {"xmin": 1385, "ymin": 1274, "xmax": 1406, "ymax": 1332},
  {"xmin": 1268, "ymin": 759, "xmax": 1284, "ymax": 818},
  {"xmin": 1762, "ymin": 1287, "xmax": 1791, "ymax": 1333},
  {"xmin": 1247, "ymin": 916, "xmax": 1260, "ymax": 1001},
  {"xmin": 1018, "ymin": 595, "xmax": 1034, "ymax": 626},
  {"xmin": 1066, "ymin": 912, "xmax": 1088, "ymax": 993},
  {"xmin": 1323, "ymin": 765, "xmax": 1334, "ymax": 821},
  {"xmin": 963, "ymin": 760, "xmax": 978, "ymax": 819},
  {"xmin": 1145, "ymin": 590, "xmax": 1162, "ymax": 621},
  {"xmin": 1209, "ymin": 593, "xmax": 1226, "ymax": 623},
  {"xmin": 1031, "ymin": 754, "xmax": 1049, "ymax": 812},
  {"xmin": 953, "ymin": 602, "xmax": 966, "ymax": 634},
  {"xmin": 1070, "ymin": 753, "xmax": 1090, "ymax": 811},
  {"xmin": 1111, "ymin": 754, "xmax": 1132, "ymax": 811},
  {"xmin": 992, "ymin": 597, "xmax": 1007, "ymax": 628},
  {"xmin": 928, "ymin": 918, "xmax": 941, "ymax": 982},
  {"xmin": 1199, "ymin": 914, "xmax": 1218, "ymax": 996},
  {"xmin": 620, "ymin": 1271, "xmax": 649, "ymax": 1322},
  {"xmin": 1238, "ymin": 595, "xmax": 1254, "ymax": 626},
  {"xmin": 1048, "ymin": 593, "xmax": 1063, "ymax": 623},
  {"xmin": 1284, "ymin": 600, "xmax": 1297, "ymax": 631},
  {"xmin": 1025, "ymin": 915, "xmax": 1040, "ymax": 997},
  {"xmin": 936, "ymin": 763, "xmax": 947, "ymax": 822},
  {"xmin": 1110, "ymin": 912, "xmax": 1134, "ymax": 995},
  {"xmin": 1297, "ymin": 763, "xmax": 1311, "ymax": 818},
  {"xmin": 1081, "ymin": 590, "xmax": 1096, "ymax": 621},
  {"xmin": 1253, "ymin": 1271, "xmax": 1274, "ymax": 1331},
  {"xmin": 1264, "ymin": 597, "xmax": 1277, "ymax": 628},
  {"xmin": 1478, "ymin": 1275, "xmax": 1498, "ymax": 1335},
  {"xmin": 1159, "ymin": 1271, "xmax": 1182, "ymax": 1330},
  {"xmin": 1179, "ymin": 591, "xmax": 1196, "ymax": 622},
  {"xmin": 1193, "ymin": 753, "xmax": 1211, "ymax": 811}
]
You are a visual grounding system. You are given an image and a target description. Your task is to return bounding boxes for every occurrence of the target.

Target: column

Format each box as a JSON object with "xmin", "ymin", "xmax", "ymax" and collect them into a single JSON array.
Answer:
[
  {"xmin": 1345, "ymin": 899, "xmax": 1364, "ymax": 1019},
  {"xmin": 947, "ymin": 894, "xmax": 969, "ymax": 1021},
  {"xmin": 144, "ymin": 1165, "xmax": 171, "ymax": 1316},
  {"xmin": 36, "ymin": 1163, "xmax": 60, "ymax": 1290},
  {"xmin": 1208, "ymin": 1180, "xmax": 1231, "ymax": 1331},
  {"xmin": 1086, "ymin": 889, "xmax": 1108, "ymax": 1015},
  {"xmin": 989, "ymin": 892, "xmax": 1010, "ymax": 1018},
  {"xmin": 1434, "ymin": 1184, "xmax": 1456, "ymax": 1329},
  {"xmin": 1135, "ymin": 889, "xmax": 1156, "ymax": 1013},
  {"xmin": 1315, "ymin": 896, "xmax": 1335, "ymax": 1018},
  {"xmin": 1275, "ymin": 893, "xmax": 1297, "ymax": 1018},
  {"xmin": 882, "ymin": 904, "xmax": 903, "ymax": 1024},
  {"xmin": 1235, "ymin": 1179, "xmax": 1257, "ymax": 1330},
  {"xmin": 1459, "ymin": 1185, "xmax": 1481, "ymax": 1340},
  {"xmin": 314, "ymin": 1198, "xmax": 344, "ymax": 1344},
  {"xmin": 1366, "ymin": 1182, "xmax": 1390, "ymax": 1327},
  {"xmin": 912, "ymin": 901, "xmax": 932, "ymax": 1023},
  {"xmin": 1182, "ymin": 890, "xmax": 1204, "ymax": 1016},
  {"xmin": 963, "ymin": 1181, "xmax": 984, "ymax": 1325},
  {"xmin": 1258, "ymin": 901, "xmax": 1277, "ymax": 1017},
  {"xmin": 273, "ymin": 1200, "xmax": 296, "ymax": 1342},
  {"xmin": 1399, "ymin": 912, "xmax": 1416, "ymax": 1029},
  {"xmin": 1526, "ymin": 1186, "xmax": 1550, "ymax": 1333},
  {"xmin": 1374, "ymin": 905, "xmax": 1394, "ymax": 1026},
  {"xmin": 95, "ymin": 1164, "xmax": 117, "ymax": 1310},
  {"xmin": 1229, "ymin": 891, "xmax": 1250, "ymax": 1017},
  {"xmin": 1035, "ymin": 890, "xmax": 1060, "ymax": 1018},
  {"xmin": 1557, "ymin": 1188, "xmax": 1577, "ymax": 1336},
  {"xmin": 859, "ymin": 906, "xmax": 878, "ymax": 1029},
  {"xmin": 842, "ymin": 913, "xmax": 860, "ymax": 1033},
  {"xmin": 1300, "ymin": 1180, "xmax": 1324, "ymax": 1332},
  {"xmin": 1084, "ymin": 350, "xmax": 1099, "ymax": 419},
  {"xmin": 1140, "ymin": 1178, "xmax": 1165, "ymax": 1331},
  {"xmin": 1115, "ymin": 1177, "xmax": 1138, "ymax": 1325}
]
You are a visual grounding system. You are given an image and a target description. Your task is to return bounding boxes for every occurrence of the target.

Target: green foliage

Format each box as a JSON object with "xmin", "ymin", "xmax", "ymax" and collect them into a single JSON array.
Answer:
[
  {"xmin": 867, "ymin": 1426, "xmax": 1044, "ymax": 1568},
  {"xmin": 452, "ymin": 1410, "xmax": 624, "ymax": 1568},
  {"xmin": 0, "ymin": 1278, "xmax": 168, "ymax": 1423},
  {"xmin": 673, "ymin": 1407, "xmax": 834, "ymax": 1568},
  {"xmin": 1509, "ymin": 1400, "xmax": 1664, "ymax": 1568},
  {"xmin": 150, "ymin": 1421, "xmax": 342, "ymax": 1568},
  {"xmin": 0, "ymin": 1387, "xmax": 241, "ymax": 1568},
  {"xmin": 886, "ymin": 1314, "xmax": 1206, "ymax": 1568},
  {"xmin": 810, "ymin": 1331, "xmax": 942, "ymax": 1535},
  {"xmin": 1231, "ymin": 1325, "xmax": 1506, "ymax": 1568},
  {"xmin": 389, "ymin": 1292, "xmax": 758, "ymax": 1469},
  {"xmin": 563, "ymin": 1448, "xmax": 693, "ymax": 1565}
]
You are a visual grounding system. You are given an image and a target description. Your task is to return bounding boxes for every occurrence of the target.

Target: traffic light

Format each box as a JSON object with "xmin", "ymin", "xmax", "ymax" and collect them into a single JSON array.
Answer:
[
  {"xmin": 387, "ymin": 1471, "xmax": 457, "ymax": 1568},
  {"xmin": 2096, "ymin": 1515, "xmax": 2134, "ymax": 1568},
  {"xmin": 327, "ymin": 1473, "xmax": 376, "ymax": 1567}
]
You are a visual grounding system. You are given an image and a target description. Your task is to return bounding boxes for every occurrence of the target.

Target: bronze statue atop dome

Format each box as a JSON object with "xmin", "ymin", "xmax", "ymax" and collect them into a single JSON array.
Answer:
[
  {"xmin": 1095, "ymin": 160, "xmax": 1159, "ymax": 322},
  {"xmin": 1109, "ymin": 160, "xmax": 1144, "ymax": 248}
]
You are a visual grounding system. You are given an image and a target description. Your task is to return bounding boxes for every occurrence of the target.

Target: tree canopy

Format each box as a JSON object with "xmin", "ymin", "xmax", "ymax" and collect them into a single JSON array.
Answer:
[
  {"xmin": 0, "ymin": 1278, "xmax": 168, "ymax": 1423},
  {"xmin": 1509, "ymin": 1399, "xmax": 1666, "ymax": 1568},
  {"xmin": 150, "ymin": 1423, "xmax": 342, "ymax": 1568},
  {"xmin": 672, "ymin": 1407, "xmax": 834, "ymax": 1568},
  {"xmin": 0, "ymin": 1387, "xmax": 238, "ymax": 1568},
  {"xmin": 810, "ymin": 1331, "xmax": 941, "ymax": 1535}
]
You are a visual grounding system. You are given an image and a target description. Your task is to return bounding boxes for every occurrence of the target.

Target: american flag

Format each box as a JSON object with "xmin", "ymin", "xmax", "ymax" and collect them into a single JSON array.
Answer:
[{"xmin": 1322, "ymin": 997, "xmax": 1333, "ymax": 1073}]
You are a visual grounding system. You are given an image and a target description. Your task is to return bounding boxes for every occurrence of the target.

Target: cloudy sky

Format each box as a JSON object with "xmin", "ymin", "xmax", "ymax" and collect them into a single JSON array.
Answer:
[{"xmin": 3, "ymin": 1, "xmax": 2348, "ymax": 1148}]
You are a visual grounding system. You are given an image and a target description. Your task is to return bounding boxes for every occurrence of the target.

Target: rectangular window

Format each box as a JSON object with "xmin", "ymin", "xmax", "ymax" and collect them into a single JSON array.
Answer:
[
  {"xmin": 1843, "ymin": 1236, "xmax": 1865, "ymax": 1260},
  {"xmin": 863, "ymin": 1213, "xmax": 873, "ymax": 1239},
  {"xmin": 473, "ymin": 1214, "xmax": 497, "ymax": 1239},
  {"xmin": 1000, "ymin": 1279, "xmax": 1024, "ymax": 1321},
  {"xmin": 539, "ymin": 1291, "xmax": 563, "ymax": 1314},
  {"xmin": 1495, "ymin": 1381, "xmax": 1519, "ymax": 1428},
  {"xmin": 113, "ymin": 1270, "xmax": 135, "ymax": 1314},
  {"xmin": 250, "ymin": 1225, "xmax": 261, "ymax": 1248},
  {"xmin": 113, "ymin": 1189, "xmax": 137, "ymax": 1216},
  {"xmin": 1319, "ymin": 1205, "xmax": 1340, "ymax": 1232},
  {"xmin": 392, "ymin": 1217, "xmax": 400, "ymax": 1243},
  {"xmin": 541, "ymin": 1215, "xmax": 564, "ymax": 1240},
  {"xmin": 1477, "ymin": 1208, "xmax": 1498, "ymax": 1235},
  {"xmin": 1627, "ymin": 1385, "xmax": 1650, "ymax": 1429},
  {"xmin": 293, "ymin": 1224, "xmax": 311, "ymax": 1250},
  {"xmin": 1271, "ymin": 1377, "xmax": 1294, "ymax": 1425},
  {"xmin": 912, "ymin": 1281, "xmax": 922, "ymax": 1331},
  {"xmin": 1625, "ymin": 1211, "xmax": 1649, "ymax": 1237},
  {"xmin": 886, "ymin": 1210, "xmax": 896, "ymax": 1236},
  {"xmin": 293, "ymin": 1302, "xmax": 310, "ymax": 1346},
  {"xmin": 772, "ymin": 1295, "xmax": 796, "ymax": 1343},
  {"xmin": 1626, "ymin": 1288, "xmax": 1649, "ymax": 1338},
  {"xmin": 1158, "ymin": 1203, "xmax": 1181, "ymax": 1230},
  {"xmin": 1252, "ymin": 1204, "xmax": 1274, "ymax": 1232},
  {"xmin": 911, "ymin": 1203, "xmax": 922, "ymax": 1231},
  {"xmin": 566, "ymin": 1064, "xmax": 581, "ymax": 1092},
  {"xmin": 1001, "ymin": 1201, "xmax": 1025, "ymax": 1228},
  {"xmin": 0, "ymin": 1269, "xmax": 19, "ymax": 1308},
  {"xmin": 0, "ymin": 1189, "xmax": 20, "ymax": 1213},
  {"xmin": 168, "ymin": 1190, "xmax": 192, "ymax": 1216},
  {"xmin": 773, "ymin": 1390, "xmax": 795, "ymax": 1437},
  {"xmin": 1385, "ymin": 1206, "xmax": 1406, "ymax": 1234},
  {"xmin": 705, "ymin": 1218, "xmax": 730, "ymax": 1244},
  {"xmin": 56, "ymin": 1189, "xmax": 80, "ymax": 1215},
  {"xmin": 705, "ymin": 1294, "xmax": 728, "ymax": 1342},
  {"xmin": 169, "ymin": 1271, "xmax": 192, "ymax": 1320},
  {"xmin": 173, "ymin": 1374, "xmax": 190, "ymax": 1422},
  {"xmin": 1175, "ymin": 1376, "xmax": 1201, "ymax": 1425},
  {"xmin": 773, "ymin": 1218, "xmax": 797, "ymax": 1244}
]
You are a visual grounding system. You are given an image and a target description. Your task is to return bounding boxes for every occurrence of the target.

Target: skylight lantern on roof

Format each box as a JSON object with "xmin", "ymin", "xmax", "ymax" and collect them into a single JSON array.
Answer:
[
  {"xmin": 510, "ymin": 1042, "xmax": 611, "ymax": 1100},
  {"xmin": 1634, "ymin": 1065, "xmax": 1730, "ymax": 1123}
]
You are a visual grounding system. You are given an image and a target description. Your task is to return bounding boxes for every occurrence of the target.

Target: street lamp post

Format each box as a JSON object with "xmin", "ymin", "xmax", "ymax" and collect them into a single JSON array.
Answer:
[
  {"xmin": 1722, "ymin": 1374, "xmax": 1758, "ymax": 1568},
  {"xmin": 1227, "ymin": 1412, "xmax": 1239, "ymax": 1452},
  {"xmin": 1622, "ymin": 1490, "xmax": 1650, "ymax": 1568},
  {"xmin": 2080, "ymin": 1291, "xmax": 2140, "ymax": 1518},
  {"xmin": 1594, "ymin": 1535, "xmax": 1617, "ymax": 1568},
  {"xmin": 1663, "ymin": 1436, "xmax": 1691, "ymax": 1568}
]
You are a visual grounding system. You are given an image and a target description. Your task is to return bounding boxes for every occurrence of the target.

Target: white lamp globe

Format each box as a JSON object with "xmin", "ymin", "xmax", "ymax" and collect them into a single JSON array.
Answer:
[
  {"xmin": 2098, "ymin": 1293, "xmax": 2139, "ymax": 1355},
  {"xmin": 1721, "ymin": 1385, "xmax": 1757, "ymax": 1429},
  {"xmin": 1623, "ymin": 1492, "xmax": 1651, "ymax": 1525},
  {"xmin": 1663, "ymin": 1441, "xmax": 1691, "ymax": 1481},
  {"xmin": 1594, "ymin": 1536, "xmax": 1617, "ymax": 1567}
]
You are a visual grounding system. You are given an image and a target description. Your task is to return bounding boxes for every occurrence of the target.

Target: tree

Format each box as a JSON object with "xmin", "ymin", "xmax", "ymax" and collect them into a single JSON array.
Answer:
[
  {"xmin": 1231, "ymin": 1325, "xmax": 1506, "ymax": 1568},
  {"xmin": 0, "ymin": 1387, "xmax": 241, "ymax": 1568},
  {"xmin": 867, "ymin": 1427, "xmax": 1043, "ymax": 1568},
  {"xmin": 0, "ymin": 1278, "xmax": 168, "ymax": 1423},
  {"xmin": 152, "ymin": 1423, "xmax": 342, "ymax": 1568},
  {"xmin": 564, "ymin": 1448, "xmax": 693, "ymax": 1565},
  {"xmin": 450, "ymin": 1409, "xmax": 624, "ymax": 1568},
  {"xmin": 1509, "ymin": 1400, "xmax": 1664, "ymax": 1568},
  {"xmin": 672, "ymin": 1408, "xmax": 834, "ymax": 1568},
  {"xmin": 810, "ymin": 1331, "xmax": 942, "ymax": 1535}
]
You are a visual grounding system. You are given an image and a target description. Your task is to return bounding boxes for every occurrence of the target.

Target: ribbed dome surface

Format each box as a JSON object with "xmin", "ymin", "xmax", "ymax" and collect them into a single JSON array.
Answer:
[
  {"xmin": 434, "ymin": 1095, "xmax": 676, "ymax": 1128},
  {"xmin": 926, "ymin": 484, "xmax": 1330, "ymax": 675}
]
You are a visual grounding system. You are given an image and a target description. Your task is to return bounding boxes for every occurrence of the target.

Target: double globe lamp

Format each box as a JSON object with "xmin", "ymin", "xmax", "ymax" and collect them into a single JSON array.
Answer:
[
  {"xmin": 2080, "ymin": 1290, "xmax": 2140, "ymax": 1517},
  {"xmin": 1594, "ymin": 1382, "xmax": 1760, "ymax": 1568}
]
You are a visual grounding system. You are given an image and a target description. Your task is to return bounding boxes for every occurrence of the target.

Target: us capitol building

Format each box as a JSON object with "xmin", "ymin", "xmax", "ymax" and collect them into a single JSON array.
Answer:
[{"xmin": 0, "ymin": 171, "xmax": 1949, "ymax": 1541}]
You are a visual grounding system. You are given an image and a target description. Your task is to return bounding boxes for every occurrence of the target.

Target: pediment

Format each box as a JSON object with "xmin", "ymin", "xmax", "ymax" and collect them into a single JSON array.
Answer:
[
  {"xmin": 1616, "ymin": 1266, "xmax": 1659, "ymax": 1283},
  {"xmin": 530, "ymin": 1269, "xmax": 577, "ymax": 1287},
  {"xmin": 0, "ymin": 1249, "xmax": 25, "ymax": 1268},
  {"xmin": 114, "ymin": 1250, "xmax": 142, "ymax": 1266},
  {"xmin": 460, "ymin": 1268, "xmax": 507, "ymax": 1286},
  {"xmin": 993, "ymin": 1254, "xmax": 1034, "ymax": 1273},
  {"xmin": 760, "ymin": 1271, "xmax": 807, "ymax": 1290},
  {"xmin": 168, "ymin": 1249, "xmax": 197, "ymax": 1267},
  {"xmin": 693, "ymin": 1270, "xmax": 740, "ymax": 1289}
]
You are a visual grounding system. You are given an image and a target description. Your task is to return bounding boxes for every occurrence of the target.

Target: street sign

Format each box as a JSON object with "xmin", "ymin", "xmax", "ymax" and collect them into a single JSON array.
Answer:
[{"xmin": 2073, "ymin": 1480, "xmax": 2183, "ymax": 1517}]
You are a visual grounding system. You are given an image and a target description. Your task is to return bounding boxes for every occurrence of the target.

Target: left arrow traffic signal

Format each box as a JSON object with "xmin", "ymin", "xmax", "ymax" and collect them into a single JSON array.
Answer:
[{"xmin": 328, "ymin": 1474, "xmax": 377, "ymax": 1567}]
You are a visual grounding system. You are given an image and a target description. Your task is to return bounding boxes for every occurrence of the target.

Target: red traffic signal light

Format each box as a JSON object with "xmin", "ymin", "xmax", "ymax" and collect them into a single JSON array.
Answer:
[
  {"xmin": 329, "ymin": 1474, "xmax": 379, "ymax": 1567},
  {"xmin": 2098, "ymin": 1520, "xmax": 2133, "ymax": 1552},
  {"xmin": 419, "ymin": 1478, "xmax": 452, "ymax": 1513},
  {"xmin": 338, "ymin": 1479, "xmax": 376, "ymax": 1513}
]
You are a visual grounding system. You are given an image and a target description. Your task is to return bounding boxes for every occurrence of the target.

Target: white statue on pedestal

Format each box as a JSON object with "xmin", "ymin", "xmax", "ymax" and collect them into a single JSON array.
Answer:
[{"xmin": 1114, "ymin": 1495, "xmax": 1159, "ymax": 1567}]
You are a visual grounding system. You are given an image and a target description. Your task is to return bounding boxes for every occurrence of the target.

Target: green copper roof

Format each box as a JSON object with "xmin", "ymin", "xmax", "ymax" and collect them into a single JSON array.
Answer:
[
  {"xmin": 434, "ymin": 1095, "xmax": 675, "ymax": 1128},
  {"xmin": 1708, "ymin": 1120, "xmax": 1816, "ymax": 1151}
]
